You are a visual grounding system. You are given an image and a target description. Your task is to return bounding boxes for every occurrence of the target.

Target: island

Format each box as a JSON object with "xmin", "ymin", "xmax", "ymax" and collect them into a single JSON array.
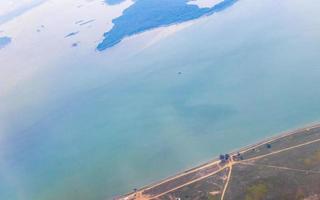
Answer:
[{"xmin": 98, "ymin": 0, "xmax": 238, "ymax": 51}]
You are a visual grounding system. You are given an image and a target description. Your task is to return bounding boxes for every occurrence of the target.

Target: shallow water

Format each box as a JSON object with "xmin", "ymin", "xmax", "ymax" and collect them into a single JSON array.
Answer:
[{"xmin": 1, "ymin": 0, "xmax": 320, "ymax": 199}]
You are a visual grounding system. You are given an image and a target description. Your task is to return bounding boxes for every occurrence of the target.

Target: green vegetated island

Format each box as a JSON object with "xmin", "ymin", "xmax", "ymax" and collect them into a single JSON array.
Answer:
[{"xmin": 116, "ymin": 123, "xmax": 320, "ymax": 200}]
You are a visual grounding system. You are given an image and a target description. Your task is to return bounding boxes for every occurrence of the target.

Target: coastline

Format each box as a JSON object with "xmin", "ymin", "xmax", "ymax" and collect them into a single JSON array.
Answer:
[
  {"xmin": 115, "ymin": 121, "xmax": 320, "ymax": 199},
  {"xmin": 233, "ymin": 121, "xmax": 320, "ymax": 155}
]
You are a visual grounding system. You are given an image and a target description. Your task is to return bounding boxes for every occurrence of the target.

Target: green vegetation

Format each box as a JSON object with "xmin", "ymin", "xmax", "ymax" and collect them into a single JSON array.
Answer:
[
  {"xmin": 303, "ymin": 150, "xmax": 320, "ymax": 167},
  {"xmin": 245, "ymin": 183, "xmax": 268, "ymax": 200},
  {"xmin": 208, "ymin": 193, "xmax": 220, "ymax": 200}
]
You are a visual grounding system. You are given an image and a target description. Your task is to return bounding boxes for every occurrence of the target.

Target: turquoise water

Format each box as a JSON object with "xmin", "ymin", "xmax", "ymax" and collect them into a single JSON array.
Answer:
[{"xmin": 1, "ymin": 0, "xmax": 320, "ymax": 199}]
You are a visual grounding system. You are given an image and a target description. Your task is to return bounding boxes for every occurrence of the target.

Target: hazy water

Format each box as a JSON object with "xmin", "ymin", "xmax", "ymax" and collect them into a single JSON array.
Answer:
[{"xmin": 1, "ymin": 0, "xmax": 320, "ymax": 199}]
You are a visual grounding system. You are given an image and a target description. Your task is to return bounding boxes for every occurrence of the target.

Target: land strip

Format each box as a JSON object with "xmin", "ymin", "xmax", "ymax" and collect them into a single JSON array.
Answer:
[{"xmin": 115, "ymin": 123, "xmax": 320, "ymax": 200}]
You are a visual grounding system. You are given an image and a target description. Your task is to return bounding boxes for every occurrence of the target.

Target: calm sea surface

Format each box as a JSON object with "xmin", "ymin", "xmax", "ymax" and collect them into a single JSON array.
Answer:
[{"xmin": 1, "ymin": 0, "xmax": 320, "ymax": 199}]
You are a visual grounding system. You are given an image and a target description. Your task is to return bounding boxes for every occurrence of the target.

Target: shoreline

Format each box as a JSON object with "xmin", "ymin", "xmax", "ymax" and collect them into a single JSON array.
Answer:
[{"xmin": 115, "ymin": 121, "xmax": 320, "ymax": 199}]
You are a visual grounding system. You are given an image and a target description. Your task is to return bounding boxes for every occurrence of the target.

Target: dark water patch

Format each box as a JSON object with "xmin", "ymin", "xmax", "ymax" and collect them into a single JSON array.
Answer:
[
  {"xmin": 36, "ymin": 25, "xmax": 45, "ymax": 33},
  {"xmin": 65, "ymin": 31, "xmax": 79, "ymax": 38},
  {"xmin": 71, "ymin": 42, "xmax": 79, "ymax": 47},
  {"xmin": 0, "ymin": 0, "xmax": 46, "ymax": 25},
  {"xmin": 79, "ymin": 19, "xmax": 95, "ymax": 26},
  {"xmin": 75, "ymin": 20, "xmax": 84, "ymax": 24},
  {"xmin": 97, "ymin": 0, "xmax": 238, "ymax": 51},
  {"xmin": 0, "ymin": 36, "xmax": 11, "ymax": 49}
]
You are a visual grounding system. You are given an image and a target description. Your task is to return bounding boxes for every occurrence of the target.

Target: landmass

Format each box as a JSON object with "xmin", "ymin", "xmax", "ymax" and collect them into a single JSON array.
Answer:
[
  {"xmin": 98, "ymin": 0, "xmax": 238, "ymax": 51},
  {"xmin": 116, "ymin": 123, "xmax": 320, "ymax": 200}
]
